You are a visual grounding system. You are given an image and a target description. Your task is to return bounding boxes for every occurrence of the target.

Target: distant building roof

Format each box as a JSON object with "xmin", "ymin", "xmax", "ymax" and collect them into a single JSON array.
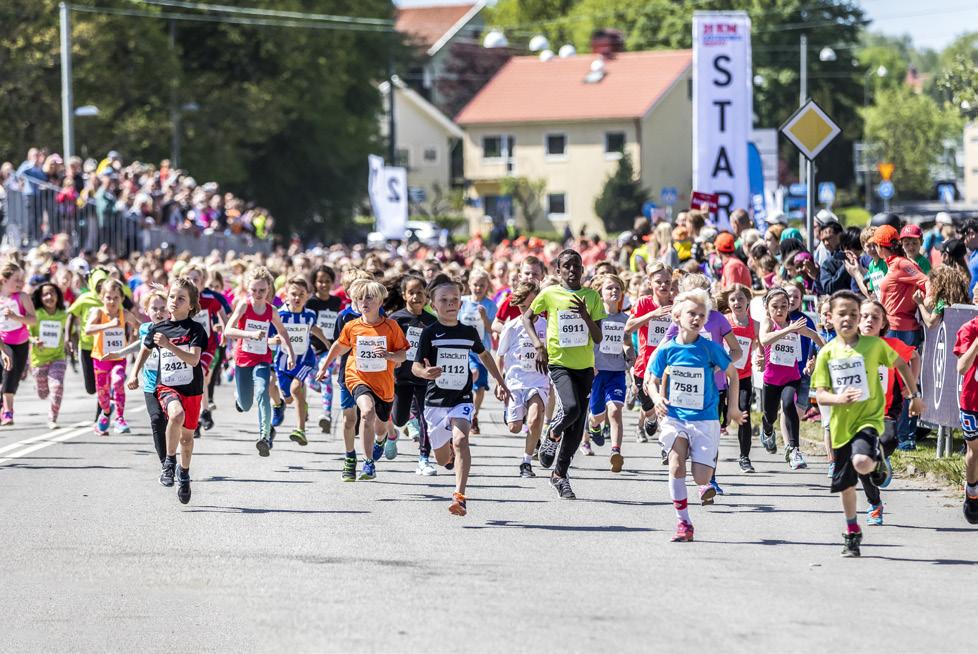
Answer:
[
  {"xmin": 395, "ymin": 2, "xmax": 483, "ymax": 56},
  {"xmin": 455, "ymin": 49, "xmax": 693, "ymax": 125}
]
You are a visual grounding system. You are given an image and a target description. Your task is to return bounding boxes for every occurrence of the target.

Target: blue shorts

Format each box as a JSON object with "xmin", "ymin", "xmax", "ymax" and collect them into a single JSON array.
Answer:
[
  {"xmin": 589, "ymin": 370, "xmax": 627, "ymax": 416},
  {"xmin": 276, "ymin": 364, "xmax": 315, "ymax": 398},
  {"xmin": 339, "ymin": 379, "xmax": 355, "ymax": 410},
  {"xmin": 469, "ymin": 352, "xmax": 489, "ymax": 391}
]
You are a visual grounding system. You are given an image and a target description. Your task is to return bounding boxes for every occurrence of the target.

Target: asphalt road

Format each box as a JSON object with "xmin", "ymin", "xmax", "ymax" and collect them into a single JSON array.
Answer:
[{"xmin": 1, "ymin": 368, "xmax": 973, "ymax": 653}]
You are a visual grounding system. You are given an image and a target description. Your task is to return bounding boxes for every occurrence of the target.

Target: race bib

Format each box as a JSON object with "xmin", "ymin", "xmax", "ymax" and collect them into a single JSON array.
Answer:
[
  {"xmin": 284, "ymin": 322, "xmax": 310, "ymax": 357},
  {"xmin": 557, "ymin": 310, "xmax": 588, "ymax": 347},
  {"xmin": 436, "ymin": 347, "xmax": 469, "ymax": 390},
  {"xmin": 460, "ymin": 309, "xmax": 484, "ymax": 340},
  {"xmin": 355, "ymin": 335, "xmax": 387, "ymax": 372},
  {"xmin": 668, "ymin": 365, "xmax": 705, "ymax": 410},
  {"xmin": 828, "ymin": 355, "xmax": 870, "ymax": 401},
  {"xmin": 241, "ymin": 319, "xmax": 269, "ymax": 355},
  {"xmin": 103, "ymin": 327, "xmax": 125, "ymax": 353},
  {"xmin": 770, "ymin": 333, "xmax": 800, "ymax": 367},
  {"xmin": 160, "ymin": 345, "xmax": 194, "ymax": 387},
  {"xmin": 517, "ymin": 336, "xmax": 538, "ymax": 371},
  {"xmin": 193, "ymin": 308, "xmax": 211, "ymax": 338},
  {"xmin": 868, "ymin": 269, "xmax": 885, "ymax": 297},
  {"xmin": 647, "ymin": 316, "xmax": 671, "ymax": 348},
  {"xmin": 879, "ymin": 365, "xmax": 889, "ymax": 393},
  {"xmin": 600, "ymin": 321, "xmax": 625, "ymax": 355},
  {"xmin": 0, "ymin": 298, "xmax": 20, "ymax": 332},
  {"xmin": 39, "ymin": 320, "xmax": 62, "ymax": 349},
  {"xmin": 405, "ymin": 326, "xmax": 423, "ymax": 361},
  {"xmin": 730, "ymin": 335, "xmax": 752, "ymax": 369},
  {"xmin": 317, "ymin": 310, "xmax": 338, "ymax": 340}
]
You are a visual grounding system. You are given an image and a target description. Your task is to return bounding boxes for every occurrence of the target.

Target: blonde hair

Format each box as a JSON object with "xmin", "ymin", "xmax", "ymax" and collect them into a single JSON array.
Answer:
[
  {"xmin": 348, "ymin": 279, "xmax": 387, "ymax": 303},
  {"xmin": 100, "ymin": 278, "xmax": 126, "ymax": 299},
  {"xmin": 591, "ymin": 273, "xmax": 624, "ymax": 293},
  {"xmin": 468, "ymin": 267, "xmax": 491, "ymax": 285},
  {"xmin": 0, "ymin": 260, "xmax": 23, "ymax": 281},
  {"xmin": 143, "ymin": 289, "xmax": 167, "ymax": 310},
  {"xmin": 244, "ymin": 265, "xmax": 274, "ymax": 288},
  {"xmin": 678, "ymin": 273, "xmax": 710, "ymax": 293},
  {"xmin": 671, "ymin": 288, "xmax": 712, "ymax": 321}
]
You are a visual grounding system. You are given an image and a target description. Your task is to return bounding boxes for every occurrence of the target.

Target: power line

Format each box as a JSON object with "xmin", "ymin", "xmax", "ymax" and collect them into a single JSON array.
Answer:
[{"xmin": 128, "ymin": 0, "xmax": 393, "ymax": 27}]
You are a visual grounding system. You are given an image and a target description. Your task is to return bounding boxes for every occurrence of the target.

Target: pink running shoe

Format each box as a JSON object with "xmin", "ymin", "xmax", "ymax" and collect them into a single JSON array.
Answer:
[
  {"xmin": 0, "ymin": 410, "xmax": 13, "ymax": 426},
  {"xmin": 671, "ymin": 520, "xmax": 694, "ymax": 542},
  {"xmin": 698, "ymin": 484, "xmax": 717, "ymax": 505}
]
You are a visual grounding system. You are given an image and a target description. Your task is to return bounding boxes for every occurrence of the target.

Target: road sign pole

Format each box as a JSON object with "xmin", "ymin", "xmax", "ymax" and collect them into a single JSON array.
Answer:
[{"xmin": 805, "ymin": 158, "xmax": 815, "ymax": 250}]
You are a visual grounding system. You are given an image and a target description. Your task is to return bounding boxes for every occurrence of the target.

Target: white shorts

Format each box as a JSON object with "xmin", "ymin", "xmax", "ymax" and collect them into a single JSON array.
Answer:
[
  {"xmin": 423, "ymin": 403, "xmax": 474, "ymax": 450},
  {"xmin": 504, "ymin": 386, "xmax": 549, "ymax": 425},
  {"xmin": 658, "ymin": 416, "xmax": 719, "ymax": 468}
]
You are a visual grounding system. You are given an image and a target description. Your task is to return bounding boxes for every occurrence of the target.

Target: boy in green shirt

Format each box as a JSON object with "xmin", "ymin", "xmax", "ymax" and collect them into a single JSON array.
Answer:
[
  {"xmin": 522, "ymin": 250, "xmax": 606, "ymax": 500},
  {"xmin": 812, "ymin": 290, "xmax": 922, "ymax": 557}
]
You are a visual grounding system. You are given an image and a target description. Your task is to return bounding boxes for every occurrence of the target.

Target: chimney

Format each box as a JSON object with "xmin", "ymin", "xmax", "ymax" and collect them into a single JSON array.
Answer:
[{"xmin": 590, "ymin": 29, "xmax": 624, "ymax": 57}]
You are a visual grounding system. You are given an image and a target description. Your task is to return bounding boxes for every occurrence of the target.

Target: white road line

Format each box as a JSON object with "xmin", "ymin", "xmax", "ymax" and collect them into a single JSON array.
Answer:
[
  {"xmin": 0, "ymin": 426, "xmax": 92, "ymax": 465},
  {"xmin": 0, "ymin": 421, "xmax": 89, "ymax": 456}
]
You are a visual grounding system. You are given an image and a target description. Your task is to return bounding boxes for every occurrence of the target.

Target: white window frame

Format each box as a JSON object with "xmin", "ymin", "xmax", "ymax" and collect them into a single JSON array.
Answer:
[
  {"xmin": 547, "ymin": 192, "xmax": 567, "ymax": 218},
  {"xmin": 544, "ymin": 132, "xmax": 568, "ymax": 161},
  {"xmin": 604, "ymin": 131, "xmax": 626, "ymax": 160}
]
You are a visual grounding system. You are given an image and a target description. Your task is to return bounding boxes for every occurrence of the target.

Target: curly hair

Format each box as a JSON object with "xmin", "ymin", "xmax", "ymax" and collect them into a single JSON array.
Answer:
[{"xmin": 927, "ymin": 264, "xmax": 969, "ymax": 309}]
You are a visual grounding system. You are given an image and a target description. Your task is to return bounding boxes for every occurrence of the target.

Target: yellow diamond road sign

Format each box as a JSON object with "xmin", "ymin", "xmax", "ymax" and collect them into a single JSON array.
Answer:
[{"xmin": 780, "ymin": 99, "xmax": 841, "ymax": 161}]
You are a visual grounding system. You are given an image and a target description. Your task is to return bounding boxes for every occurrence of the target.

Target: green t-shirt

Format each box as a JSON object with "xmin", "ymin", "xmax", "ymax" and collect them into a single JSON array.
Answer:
[
  {"xmin": 865, "ymin": 258, "xmax": 888, "ymax": 295},
  {"xmin": 67, "ymin": 292, "xmax": 102, "ymax": 350},
  {"xmin": 529, "ymin": 285, "xmax": 607, "ymax": 370},
  {"xmin": 914, "ymin": 253, "xmax": 931, "ymax": 275},
  {"xmin": 29, "ymin": 308, "xmax": 67, "ymax": 367},
  {"xmin": 811, "ymin": 335, "xmax": 899, "ymax": 448}
]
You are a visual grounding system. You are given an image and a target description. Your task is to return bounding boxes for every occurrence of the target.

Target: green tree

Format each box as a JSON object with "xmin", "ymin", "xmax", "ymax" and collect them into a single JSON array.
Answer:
[
  {"xmin": 594, "ymin": 156, "xmax": 647, "ymax": 233},
  {"xmin": 863, "ymin": 86, "xmax": 962, "ymax": 197},
  {"xmin": 499, "ymin": 176, "xmax": 546, "ymax": 232}
]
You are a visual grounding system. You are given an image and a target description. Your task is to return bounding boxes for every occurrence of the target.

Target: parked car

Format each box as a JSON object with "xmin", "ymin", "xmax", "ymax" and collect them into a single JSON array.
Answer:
[{"xmin": 367, "ymin": 220, "xmax": 441, "ymax": 248}]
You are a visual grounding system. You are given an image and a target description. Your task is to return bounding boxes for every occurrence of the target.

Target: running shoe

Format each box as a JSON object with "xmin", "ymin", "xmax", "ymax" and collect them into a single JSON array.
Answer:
[
  {"xmin": 581, "ymin": 441, "xmax": 594, "ymax": 456},
  {"xmin": 866, "ymin": 503, "xmax": 884, "ymax": 526},
  {"xmin": 738, "ymin": 456, "xmax": 755, "ymax": 473},
  {"xmin": 878, "ymin": 456, "xmax": 893, "ymax": 489},
  {"xmin": 610, "ymin": 450, "xmax": 624, "ymax": 473},
  {"xmin": 176, "ymin": 465, "xmax": 191, "ymax": 504},
  {"xmin": 671, "ymin": 520, "xmax": 694, "ymax": 542},
  {"xmin": 256, "ymin": 438, "xmax": 271, "ymax": 457},
  {"xmin": 416, "ymin": 456, "xmax": 436, "ymax": 476},
  {"xmin": 268, "ymin": 427, "xmax": 276, "ymax": 447},
  {"xmin": 698, "ymin": 484, "xmax": 716, "ymax": 506},
  {"xmin": 841, "ymin": 531, "xmax": 862, "ymax": 557},
  {"xmin": 625, "ymin": 385, "xmax": 636, "ymax": 411},
  {"xmin": 761, "ymin": 429, "xmax": 777, "ymax": 454},
  {"xmin": 538, "ymin": 436, "xmax": 559, "ymax": 469},
  {"xmin": 963, "ymin": 492, "xmax": 978, "ymax": 525},
  {"xmin": 342, "ymin": 456, "xmax": 356, "ymax": 482},
  {"xmin": 589, "ymin": 424, "xmax": 605, "ymax": 447},
  {"xmin": 643, "ymin": 417, "xmax": 658, "ymax": 438},
  {"xmin": 47, "ymin": 421, "xmax": 58, "ymax": 430},
  {"xmin": 789, "ymin": 448, "xmax": 807, "ymax": 470},
  {"xmin": 199, "ymin": 409, "xmax": 214, "ymax": 431},
  {"xmin": 384, "ymin": 435, "xmax": 398, "ymax": 460},
  {"xmin": 235, "ymin": 399, "xmax": 244, "ymax": 413},
  {"xmin": 372, "ymin": 436, "xmax": 387, "ymax": 462},
  {"xmin": 113, "ymin": 417, "xmax": 131, "ymax": 434},
  {"xmin": 208, "ymin": 401, "xmax": 217, "ymax": 412},
  {"xmin": 636, "ymin": 422, "xmax": 649, "ymax": 443},
  {"xmin": 550, "ymin": 474, "xmax": 576, "ymax": 499},
  {"xmin": 710, "ymin": 478, "xmax": 725, "ymax": 495},
  {"xmin": 193, "ymin": 426, "xmax": 201, "ymax": 439},
  {"xmin": 359, "ymin": 459, "xmax": 377, "ymax": 481},
  {"xmin": 271, "ymin": 402, "xmax": 285, "ymax": 427},
  {"xmin": 896, "ymin": 439, "xmax": 917, "ymax": 452},
  {"xmin": 448, "ymin": 492, "xmax": 467, "ymax": 516},
  {"xmin": 95, "ymin": 411, "xmax": 110, "ymax": 435},
  {"xmin": 406, "ymin": 418, "xmax": 421, "ymax": 442},
  {"xmin": 318, "ymin": 414, "xmax": 332, "ymax": 434},
  {"xmin": 660, "ymin": 449, "xmax": 669, "ymax": 465},
  {"xmin": 519, "ymin": 461, "xmax": 536, "ymax": 478},
  {"xmin": 159, "ymin": 459, "xmax": 176, "ymax": 487},
  {"xmin": 289, "ymin": 428, "xmax": 308, "ymax": 446},
  {"xmin": 471, "ymin": 417, "xmax": 480, "ymax": 435},
  {"xmin": 826, "ymin": 461, "xmax": 835, "ymax": 478}
]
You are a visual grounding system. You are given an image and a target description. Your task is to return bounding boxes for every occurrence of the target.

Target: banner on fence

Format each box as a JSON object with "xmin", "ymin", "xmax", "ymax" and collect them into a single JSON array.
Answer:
[{"xmin": 920, "ymin": 304, "xmax": 978, "ymax": 428}]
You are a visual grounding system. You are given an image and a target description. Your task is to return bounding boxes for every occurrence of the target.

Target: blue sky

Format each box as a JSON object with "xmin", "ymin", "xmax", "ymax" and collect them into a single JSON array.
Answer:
[{"xmin": 394, "ymin": 0, "xmax": 978, "ymax": 51}]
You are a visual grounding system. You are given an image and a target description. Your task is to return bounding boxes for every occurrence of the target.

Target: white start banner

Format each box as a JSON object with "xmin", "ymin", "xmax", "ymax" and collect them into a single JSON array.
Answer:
[
  {"xmin": 692, "ymin": 11, "xmax": 752, "ymax": 231},
  {"xmin": 368, "ymin": 154, "xmax": 408, "ymax": 241}
]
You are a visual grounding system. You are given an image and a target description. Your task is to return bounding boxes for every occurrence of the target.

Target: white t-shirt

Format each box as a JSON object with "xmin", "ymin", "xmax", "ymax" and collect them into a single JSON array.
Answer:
[{"xmin": 497, "ymin": 316, "xmax": 549, "ymax": 392}]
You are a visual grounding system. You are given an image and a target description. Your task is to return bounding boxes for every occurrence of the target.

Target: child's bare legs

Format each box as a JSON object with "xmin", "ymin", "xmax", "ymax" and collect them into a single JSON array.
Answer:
[
  {"xmin": 291, "ymin": 380, "xmax": 307, "ymax": 431},
  {"xmin": 356, "ymin": 394, "xmax": 378, "ymax": 461}
]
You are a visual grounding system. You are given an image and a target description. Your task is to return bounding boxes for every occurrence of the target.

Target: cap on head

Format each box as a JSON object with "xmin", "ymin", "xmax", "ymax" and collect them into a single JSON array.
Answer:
[
  {"xmin": 715, "ymin": 232, "xmax": 736, "ymax": 254},
  {"xmin": 936, "ymin": 211, "xmax": 953, "ymax": 226},
  {"xmin": 871, "ymin": 225, "xmax": 899, "ymax": 248},
  {"xmin": 899, "ymin": 224, "xmax": 922, "ymax": 240}
]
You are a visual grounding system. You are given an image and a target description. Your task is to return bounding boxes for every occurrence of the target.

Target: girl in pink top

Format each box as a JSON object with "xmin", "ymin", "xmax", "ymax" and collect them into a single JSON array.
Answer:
[{"xmin": 0, "ymin": 261, "xmax": 37, "ymax": 425}]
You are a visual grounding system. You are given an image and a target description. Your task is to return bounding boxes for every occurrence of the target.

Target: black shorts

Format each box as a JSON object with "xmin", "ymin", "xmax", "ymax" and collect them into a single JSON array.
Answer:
[
  {"xmin": 633, "ymin": 372, "xmax": 655, "ymax": 412},
  {"xmin": 830, "ymin": 427, "xmax": 880, "ymax": 492},
  {"xmin": 352, "ymin": 385, "xmax": 393, "ymax": 423}
]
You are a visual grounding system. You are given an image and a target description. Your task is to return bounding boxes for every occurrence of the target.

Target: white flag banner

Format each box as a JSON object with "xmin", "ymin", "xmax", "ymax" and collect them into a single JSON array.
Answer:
[
  {"xmin": 692, "ymin": 11, "xmax": 752, "ymax": 231},
  {"xmin": 367, "ymin": 155, "xmax": 407, "ymax": 240}
]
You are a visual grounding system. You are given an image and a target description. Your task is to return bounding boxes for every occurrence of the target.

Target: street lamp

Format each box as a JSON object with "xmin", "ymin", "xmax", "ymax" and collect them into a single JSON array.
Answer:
[
  {"xmin": 74, "ymin": 105, "xmax": 99, "ymax": 117},
  {"xmin": 483, "ymin": 29, "xmax": 508, "ymax": 49},
  {"xmin": 819, "ymin": 47, "xmax": 837, "ymax": 62}
]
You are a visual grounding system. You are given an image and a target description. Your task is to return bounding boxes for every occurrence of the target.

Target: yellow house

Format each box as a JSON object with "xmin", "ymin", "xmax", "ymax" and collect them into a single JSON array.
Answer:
[{"xmin": 455, "ymin": 49, "xmax": 693, "ymax": 236}]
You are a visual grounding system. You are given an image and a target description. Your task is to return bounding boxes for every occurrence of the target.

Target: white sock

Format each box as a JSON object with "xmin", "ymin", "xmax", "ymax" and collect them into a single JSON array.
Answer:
[
  {"xmin": 669, "ymin": 476, "xmax": 690, "ymax": 522},
  {"xmin": 967, "ymin": 482, "xmax": 978, "ymax": 496},
  {"xmin": 522, "ymin": 453, "xmax": 532, "ymax": 464}
]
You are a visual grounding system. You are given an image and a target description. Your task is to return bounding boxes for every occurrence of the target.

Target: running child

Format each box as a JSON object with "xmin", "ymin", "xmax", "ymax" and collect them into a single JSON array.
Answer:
[
  {"xmin": 391, "ymin": 274, "xmax": 438, "ymax": 474},
  {"xmin": 956, "ymin": 309, "xmax": 978, "ymax": 524},
  {"xmin": 223, "ymin": 266, "xmax": 296, "ymax": 455},
  {"xmin": 496, "ymin": 281, "xmax": 549, "ymax": 478},
  {"xmin": 127, "ymin": 279, "xmax": 210, "ymax": 504},
  {"xmin": 584, "ymin": 274, "xmax": 630, "ymax": 473},
  {"xmin": 29, "ymin": 281, "xmax": 67, "ymax": 429},
  {"xmin": 522, "ymin": 249, "xmax": 606, "ymax": 500},
  {"xmin": 812, "ymin": 290, "xmax": 921, "ymax": 556},
  {"xmin": 0, "ymin": 261, "xmax": 37, "ymax": 425},
  {"xmin": 458, "ymin": 268, "xmax": 496, "ymax": 435},
  {"xmin": 413, "ymin": 275, "xmax": 511, "ymax": 515},
  {"xmin": 645, "ymin": 288, "xmax": 744, "ymax": 542},
  {"xmin": 722, "ymin": 283, "xmax": 760, "ymax": 472},
  {"xmin": 85, "ymin": 278, "xmax": 140, "ymax": 435},
  {"xmin": 183, "ymin": 264, "xmax": 227, "ymax": 434},
  {"xmin": 316, "ymin": 279, "xmax": 408, "ymax": 481},
  {"xmin": 305, "ymin": 264, "xmax": 344, "ymax": 433}
]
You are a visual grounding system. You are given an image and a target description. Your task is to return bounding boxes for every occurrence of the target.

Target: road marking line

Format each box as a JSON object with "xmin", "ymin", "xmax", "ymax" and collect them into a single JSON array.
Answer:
[
  {"xmin": 0, "ymin": 420, "xmax": 89, "ymax": 456},
  {"xmin": 0, "ymin": 426, "xmax": 92, "ymax": 465}
]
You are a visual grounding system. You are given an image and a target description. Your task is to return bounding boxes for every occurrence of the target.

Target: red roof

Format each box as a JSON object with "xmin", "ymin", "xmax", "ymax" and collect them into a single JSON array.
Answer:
[
  {"xmin": 456, "ymin": 50, "xmax": 692, "ymax": 125},
  {"xmin": 395, "ymin": 3, "xmax": 477, "ymax": 52}
]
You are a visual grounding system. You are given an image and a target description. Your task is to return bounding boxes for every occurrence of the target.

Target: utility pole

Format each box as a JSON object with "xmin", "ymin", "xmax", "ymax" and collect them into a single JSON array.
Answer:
[
  {"xmin": 60, "ymin": 2, "xmax": 74, "ymax": 159},
  {"xmin": 798, "ymin": 33, "xmax": 807, "ymax": 187},
  {"xmin": 169, "ymin": 20, "xmax": 181, "ymax": 168},
  {"xmin": 387, "ymin": 55, "xmax": 396, "ymax": 165}
]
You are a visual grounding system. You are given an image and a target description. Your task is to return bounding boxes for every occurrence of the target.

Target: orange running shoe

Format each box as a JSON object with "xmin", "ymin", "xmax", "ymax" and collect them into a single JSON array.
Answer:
[{"xmin": 449, "ymin": 492, "xmax": 467, "ymax": 516}]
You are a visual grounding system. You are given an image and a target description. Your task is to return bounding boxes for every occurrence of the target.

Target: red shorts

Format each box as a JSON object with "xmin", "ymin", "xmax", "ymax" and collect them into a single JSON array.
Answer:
[{"xmin": 157, "ymin": 386, "xmax": 203, "ymax": 430}]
